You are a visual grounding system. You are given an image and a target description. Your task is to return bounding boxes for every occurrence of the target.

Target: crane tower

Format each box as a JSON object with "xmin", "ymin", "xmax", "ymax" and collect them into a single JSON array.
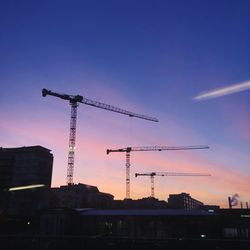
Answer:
[
  {"xmin": 106, "ymin": 145, "xmax": 209, "ymax": 199},
  {"xmin": 42, "ymin": 88, "xmax": 158, "ymax": 185},
  {"xmin": 135, "ymin": 171, "xmax": 211, "ymax": 198}
]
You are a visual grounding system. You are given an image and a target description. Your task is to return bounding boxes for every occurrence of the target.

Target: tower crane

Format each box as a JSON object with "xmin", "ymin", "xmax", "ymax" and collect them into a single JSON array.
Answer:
[
  {"xmin": 135, "ymin": 171, "xmax": 211, "ymax": 198},
  {"xmin": 42, "ymin": 88, "xmax": 158, "ymax": 185},
  {"xmin": 106, "ymin": 145, "xmax": 209, "ymax": 199}
]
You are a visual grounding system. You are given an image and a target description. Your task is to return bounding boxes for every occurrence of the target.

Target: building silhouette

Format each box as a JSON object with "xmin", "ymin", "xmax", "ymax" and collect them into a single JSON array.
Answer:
[
  {"xmin": 49, "ymin": 183, "xmax": 114, "ymax": 209},
  {"xmin": 167, "ymin": 192, "xmax": 203, "ymax": 209},
  {"xmin": 112, "ymin": 197, "xmax": 168, "ymax": 209},
  {"xmin": 0, "ymin": 146, "xmax": 53, "ymax": 215}
]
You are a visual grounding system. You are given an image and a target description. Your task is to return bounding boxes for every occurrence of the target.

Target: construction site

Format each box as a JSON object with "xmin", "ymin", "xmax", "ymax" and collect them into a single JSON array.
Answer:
[{"xmin": 0, "ymin": 89, "xmax": 249, "ymax": 250}]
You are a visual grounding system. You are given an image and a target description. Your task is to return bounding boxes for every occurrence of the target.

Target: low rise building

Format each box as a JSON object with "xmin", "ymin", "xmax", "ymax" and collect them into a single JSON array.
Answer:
[
  {"xmin": 49, "ymin": 183, "xmax": 114, "ymax": 209},
  {"xmin": 167, "ymin": 192, "xmax": 203, "ymax": 209}
]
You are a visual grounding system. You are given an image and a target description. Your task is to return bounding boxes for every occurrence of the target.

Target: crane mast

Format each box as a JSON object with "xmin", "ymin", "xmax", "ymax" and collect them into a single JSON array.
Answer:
[
  {"xmin": 135, "ymin": 172, "xmax": 211, "ymax": 198},
  {"xmin": 67, "ymin": 102, "xmax": 77, "ymax": 184},
  {"xmin": 42, "ymin": 88, "xmax": 158, "ymax": 185},
  {"xmin": 107, "ymin": 145, "xmax": 209, "ymax": 199}
]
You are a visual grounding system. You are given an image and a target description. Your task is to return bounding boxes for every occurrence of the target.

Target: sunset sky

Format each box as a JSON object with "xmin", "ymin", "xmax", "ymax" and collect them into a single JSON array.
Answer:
[{"xmin": 1, "ymin": 0, "xmax": 249, "ymax": 208}]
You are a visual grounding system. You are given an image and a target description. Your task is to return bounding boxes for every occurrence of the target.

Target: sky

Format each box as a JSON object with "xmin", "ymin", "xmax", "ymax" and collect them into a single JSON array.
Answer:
[{"xmin": 0, "ymin": 0, "xmax": 249, "ymax": 208}]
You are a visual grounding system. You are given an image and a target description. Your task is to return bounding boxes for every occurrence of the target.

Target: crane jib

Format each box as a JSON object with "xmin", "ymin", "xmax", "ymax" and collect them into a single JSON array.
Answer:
[
  {"xmin": 81, "ymin": 98, "xmax": 158, "ymax": 122},
  {"xmin": 42, "ymin": 88, "xmax": 158, "ymax": 122},
  {"xmin": 107, "ymin": 146, "xmax": 209, "ymax": 153}
]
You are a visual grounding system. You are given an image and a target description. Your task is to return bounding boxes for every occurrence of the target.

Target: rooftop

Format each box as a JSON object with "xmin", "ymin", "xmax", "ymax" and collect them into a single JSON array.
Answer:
[{"xmin": 77, "ymin": 208, "xmax": 218, "ymax": 217}]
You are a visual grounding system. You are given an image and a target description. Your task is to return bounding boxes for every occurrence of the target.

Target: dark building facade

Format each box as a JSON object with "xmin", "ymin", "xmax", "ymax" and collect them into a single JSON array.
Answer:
[
  {"xmin": 0, "ymin": 208, "xmax": 249, "ymax": 250},
  {"xmin": 37, "ymin": 208, "xmax": 250, "ymax": 250},
  {"xmin": 168, "ymin": 192, "xmax": 203, "ymax": 209},
  {"xmin": 0, "ymin": 146, "xmax": 53, "ymax": 215},
  {"xmin": 0, "ymin": 146, "xmax": 53, "ymax": 188}
]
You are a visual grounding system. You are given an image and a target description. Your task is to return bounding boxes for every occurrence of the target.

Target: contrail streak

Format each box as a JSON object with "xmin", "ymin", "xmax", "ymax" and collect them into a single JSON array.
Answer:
[{"xmin": 194, "ymin": 80, "xmax": 250, "ymax": 101}]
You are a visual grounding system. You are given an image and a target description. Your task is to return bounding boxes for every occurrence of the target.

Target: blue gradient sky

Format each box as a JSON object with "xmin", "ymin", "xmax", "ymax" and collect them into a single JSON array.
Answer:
[{"xmin": 1, "ymin": 0, "xmax": 249, "ymax": 207}]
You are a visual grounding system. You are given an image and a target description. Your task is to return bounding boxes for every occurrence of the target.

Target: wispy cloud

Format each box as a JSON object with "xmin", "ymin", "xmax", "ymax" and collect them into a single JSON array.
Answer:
[{"xmin": 194, "ymin": 80, "xmax": 250, "ymax": 101}]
